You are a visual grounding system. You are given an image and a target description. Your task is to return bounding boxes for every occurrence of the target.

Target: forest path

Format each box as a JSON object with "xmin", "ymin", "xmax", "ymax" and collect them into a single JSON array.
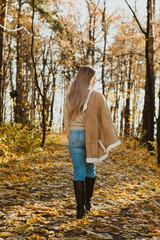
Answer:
[{"xmin": 0, "ymin": 134, "xmax": 160, "ymax": 240}]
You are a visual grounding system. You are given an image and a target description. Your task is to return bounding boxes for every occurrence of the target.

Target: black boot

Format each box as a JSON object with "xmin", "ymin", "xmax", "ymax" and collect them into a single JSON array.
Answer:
[
  {"xmin": 73, "ymin": 181, "xmax": 85, "ymax": 219},
  {"xmin": 85, "ymin": 177, "xmax": 96, "ymax": 211}
]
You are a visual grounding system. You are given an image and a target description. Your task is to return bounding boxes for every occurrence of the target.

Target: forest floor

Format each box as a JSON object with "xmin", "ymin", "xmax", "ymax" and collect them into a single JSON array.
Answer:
[{"xmin": 0, "ymin": 133, "xmax": 160, "ymax": 240}]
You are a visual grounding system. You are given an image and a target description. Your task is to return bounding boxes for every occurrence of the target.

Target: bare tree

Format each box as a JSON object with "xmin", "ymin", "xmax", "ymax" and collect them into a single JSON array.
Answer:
[
  {"xmin": 125, "ymin": 0, "xmax": 155, "ymax": 150},
  {"xmin": 86, "ymin": 0, "xmax": 100, "ymax": 65},
  {"xmin": 14, "ymin": 0, "xmax": 23, "ymax": 124},
  {"xmin": 31, "ymin": 0, "xmax": 46, "ymax": 146},
  {"xmin": 0, "ymin": 0, "xmax": 6, "ymax": 123},
  {"xmin": 101, "ymin": 0, "xmax": 107, "ymax": 95}
]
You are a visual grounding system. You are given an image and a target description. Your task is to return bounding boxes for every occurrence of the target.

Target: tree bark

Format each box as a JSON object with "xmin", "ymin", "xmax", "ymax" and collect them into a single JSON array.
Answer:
[
  {"xmin": 30, "ymin": 64, "xmax": 36, "ymax": 128},
  {"xmin": 131, "ymin": 85, "xmax": 138, "ymax": 136},
  {"xmin": 49, "ymin": 76, "xmax": 55, "ymax": 130},
  {"xmin": 0, "ymin": 0, "xmax": 6, "ymax": 123},
  {"xmin": 120, "ymin": 107, "xmax": 125, "ymax": 136},
  {"xmin": 14, "ymin": 0, "xmax": 23, "ymax": 124},
  {"xmin": 31, "ymin": 0, "xmax": 46, "ymax": 146},
  {"xmin": 125, "ymin": 0, "xmax": 155, "ymax": 150},
  {"xmin": 113, "ymin": 77, "xmax": 119, "ymax": 126},
  {"xmin": 86, "ymin": 0, "xmax": 100, "ymax": 65},
  {"xmin": 124, "ymin": 53, "xmax": 132, "ymax": 135},
  {"xmin": 101, "ymin": 0, "xmax": 107, "ymax": 95},
  {"xmin": 86, "ymin": 1, "xmax": 92, "ymax": 63},
  {"xmin": 157, "ymin": 90, "xmax": 160, "ymax": 165},
  {"xmin": 41, "ymin": 94, "xmax": 46, "ymax": 146},
  {"xmin": 142, "ymin": 0, "xmax": 155, "ymax": 150},
  {"xmin": 91, "ymin": 14, "xmax": 95, "ymax": 66}
]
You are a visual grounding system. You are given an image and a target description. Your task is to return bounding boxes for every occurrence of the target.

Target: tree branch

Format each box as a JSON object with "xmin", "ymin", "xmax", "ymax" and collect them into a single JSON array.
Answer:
[
  {"xmin": 124, "ymin": 0, "xmax": 147, "ymax": 36},
  {"xmin": 85, "ymin": 0, "xmax": 101, "ymax": 19},
  {"xmin": 91, "ymin": 0, "xmax": 101, "ymax": 18},
  {"xmin": 31, "ymin": 0, "xmax": 43, "ymax": 99}
]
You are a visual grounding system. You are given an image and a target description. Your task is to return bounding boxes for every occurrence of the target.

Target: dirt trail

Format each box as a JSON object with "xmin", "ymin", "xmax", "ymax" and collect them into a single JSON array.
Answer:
[{"xmin": 0, "ymin": 134, "xmax": 160, "ymax": 239}]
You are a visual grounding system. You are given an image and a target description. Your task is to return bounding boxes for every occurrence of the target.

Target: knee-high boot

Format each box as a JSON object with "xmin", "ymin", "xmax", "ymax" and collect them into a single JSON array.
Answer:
[
  {"xmin": 73, "ymin": 181, "xmax": 85, "ymax": 219},
  {"xmin": 85, "ymin": 177, "xmax": 96, "ymax": 211}
]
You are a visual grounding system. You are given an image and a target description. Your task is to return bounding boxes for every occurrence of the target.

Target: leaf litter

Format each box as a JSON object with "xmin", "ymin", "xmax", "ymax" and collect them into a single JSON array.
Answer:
[{"xmin": 0, "ymin": 134, "xmax": 160, "ymax": 240}]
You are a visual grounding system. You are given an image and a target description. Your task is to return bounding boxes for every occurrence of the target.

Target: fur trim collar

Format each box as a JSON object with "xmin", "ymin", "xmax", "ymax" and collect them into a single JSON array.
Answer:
[{"xmin": 83, "ymin": 87, "xmax": 94, "ymax": 113}]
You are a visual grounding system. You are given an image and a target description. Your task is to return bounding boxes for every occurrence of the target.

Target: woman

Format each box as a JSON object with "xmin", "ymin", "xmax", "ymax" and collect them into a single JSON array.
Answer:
[{"xmin": 64, "ymin": 66, "xmax": 120, "ymax": 219}]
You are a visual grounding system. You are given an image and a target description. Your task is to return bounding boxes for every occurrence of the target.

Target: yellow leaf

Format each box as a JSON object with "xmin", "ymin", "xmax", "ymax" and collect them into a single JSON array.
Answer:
[
  {"xmin": 16, "ymin": 224, "xmax": 28, "ymax": 234},
  {"xmin": 20, "ymin": 162, "xmax": 24, "ymax": 169},
  {"xmin": 59, "ymin": 224, "xmax": 66, "ymax": 230},
  {"xmin": 92, "ymin": 209, "xmax": 100, "ymax": 216},
  {"xmin": 26, "ymin": 216, "xmax": 36, "ymax": 225},
  {"xmin": 52, "ymin": 210, "xmax": 59, "ymax": 216},
  {"xmin": 149, "ymin": 230, "xmax": 160, "ymax": 236},
  {"xmin": 55, "ymin": 232, "xmax": 64, "ymax": 238},
  {"xmin": 82, "ymin": 219, "xmax": 89, "ymax": 225},
  {"xmin": 40, "ymin": 229, "xmax": 49, "ymax": 235}
]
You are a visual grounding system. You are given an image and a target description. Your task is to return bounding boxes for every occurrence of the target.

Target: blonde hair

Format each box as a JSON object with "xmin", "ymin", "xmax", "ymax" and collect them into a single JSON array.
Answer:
[{"xmin": 67, "ymin": 66, "xmax": 95, "ymax": 119}]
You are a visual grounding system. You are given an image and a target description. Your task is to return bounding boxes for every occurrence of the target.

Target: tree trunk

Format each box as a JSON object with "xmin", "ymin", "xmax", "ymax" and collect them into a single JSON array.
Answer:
[
  {"xmin": 91, "ymin": 14, "xmax": 95, "ymax": 66},
  {"xmin": 101, "ymin": 0, "xmax": 107, "ymax": 95},
  {"xmin": 142, "ymin": 0, "xmax": 155, "ymax": 150},
  {"xmin": 41, "ymin": 94, "xmax": 46, "ymax": 146},
  {"xmin": 124, "ymin": 53, "xmax": 132, "ymax": 135},
  {"xmin": 86, "ymin": 0, "xmax": 92, "ymax": 62},
  {"xmin": 15, "ymin": 0, "xmax": 23, "ymax": 124},
  {"xmin": 49, "ymin": 77, "xmax": 55, "ymax": 130},
  {"xmin": 120, "ymin": 107, "xmax": 125, "ymax": 136},
  {"xmin": 119, "ymin": 59, "xmax": 125, "ymax": 135},
  {"xmin": 131, "ymin": 85, "xmax": 137, "ymax": 136},
  {"xmin": 157, "ymin": 90, "xmax": 160, "ymax": 165},
  {"xmin": 125, "ymin": 0, "xmax": 155, "ymax": 150},
  {"xmin": 0, "ymin": 0, "xmax": 6, "ymax": 123},
  {"xmin": 113, "ymin": 75, "xmax": 119, "ymax": 125},
  {"xmin": 87, "ymin": 15, "xmax": 91, "ymax": 62},
  {"xmin": 86, "ymin": 0, "xmax": 100, "ymax": 65},
  {"xmin": 31, "ymin": 0, "xmax": 46, "ymax": 146},
  {"xmin": 30, "ymin": 70, "xmax": 35, "ymax": 128}
]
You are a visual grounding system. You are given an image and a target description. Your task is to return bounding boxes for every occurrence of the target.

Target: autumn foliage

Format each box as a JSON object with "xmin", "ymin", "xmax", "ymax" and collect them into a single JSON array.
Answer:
[
  {"xmin": 0, "ymin": 130, "xmax": 160, "ymax": 239},
  {"xmin": 0, "ymin": 0, "xmax": 160, "ymax": 238}
]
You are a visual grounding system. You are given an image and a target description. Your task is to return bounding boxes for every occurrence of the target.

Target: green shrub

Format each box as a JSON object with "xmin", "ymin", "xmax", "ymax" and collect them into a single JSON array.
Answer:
[{"xmin": 0, "ymin": 123, "xmax": 41, "ymax": 154}]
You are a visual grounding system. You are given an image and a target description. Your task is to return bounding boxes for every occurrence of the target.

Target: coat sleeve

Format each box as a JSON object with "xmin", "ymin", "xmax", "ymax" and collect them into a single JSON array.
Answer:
[
  {"xmin": 98, "ymin": 93, "xmax": 120, "ymax": 147},
  {"xmin": 63, "ymin": 100, "xmax": 70, "ymax": 138}
]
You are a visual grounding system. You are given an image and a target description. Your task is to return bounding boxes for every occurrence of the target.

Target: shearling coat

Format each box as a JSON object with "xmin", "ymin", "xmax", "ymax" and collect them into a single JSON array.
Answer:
[{"xmin": 64, "ymin": 88, "xmax": 121, "ymax": 163}]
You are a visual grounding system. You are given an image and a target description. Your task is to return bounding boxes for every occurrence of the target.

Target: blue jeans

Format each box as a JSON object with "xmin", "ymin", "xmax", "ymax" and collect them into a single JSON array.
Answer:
[{"xmin": 68, "ymin": 130, "xmax": 95, "ymax": 181}]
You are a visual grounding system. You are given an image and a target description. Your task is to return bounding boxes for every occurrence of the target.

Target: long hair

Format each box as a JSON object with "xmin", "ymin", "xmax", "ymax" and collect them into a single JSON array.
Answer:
[{"xmin": 67, "ymin": 66, "xmax": 95, "ymax": 119}]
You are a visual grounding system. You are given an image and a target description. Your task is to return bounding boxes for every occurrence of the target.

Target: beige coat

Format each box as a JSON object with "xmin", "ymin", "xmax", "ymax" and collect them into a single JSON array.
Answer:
[{"xmin": 64, "ymin": 88, "xmax": 121, "ymax": 163}]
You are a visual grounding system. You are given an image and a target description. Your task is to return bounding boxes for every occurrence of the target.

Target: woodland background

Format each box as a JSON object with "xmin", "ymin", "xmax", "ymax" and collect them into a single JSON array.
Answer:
[
  {"xmin": 0, "ymin": 0, "xmax": 160, "ymax": 155},
  {"xmin": 0, "ymin": 1, "xmax": 160, "ymax": 239},
  {"xmin": 0, "ymin": 0, "xmax": 160, "ymax": 160}
]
